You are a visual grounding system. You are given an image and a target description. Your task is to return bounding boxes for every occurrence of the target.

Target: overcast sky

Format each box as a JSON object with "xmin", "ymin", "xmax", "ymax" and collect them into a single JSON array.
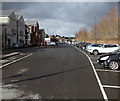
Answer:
[{"xmin": 2, "ymin": 2, "xmax": 118, "ymax": 36}]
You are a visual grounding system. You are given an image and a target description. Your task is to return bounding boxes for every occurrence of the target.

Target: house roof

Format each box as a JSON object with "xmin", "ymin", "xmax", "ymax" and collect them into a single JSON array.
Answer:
[
  {"xmin": 15, "ymin": 13, "xmax": 21, "ymax": 19},
  {"xmin": 0, "ymin": 10, "xmax": 14, "ymax": 17},
  {"xmin": 40, "ymin": 29, "xmax": 44, "ymax": 31},
  {"xmin": 25, "ymin": 19, "xmax": 38, "ymax": 26}
]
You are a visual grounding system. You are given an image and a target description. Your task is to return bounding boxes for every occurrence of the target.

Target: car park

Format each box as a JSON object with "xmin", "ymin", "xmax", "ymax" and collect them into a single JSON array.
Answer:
[
  {"xmin": 97, "ymin": 49, "xmax": 120, "ymax": 70},
  {"xmin": 87, "ymin": 44, "xmax": 119, "ymax": 55}
]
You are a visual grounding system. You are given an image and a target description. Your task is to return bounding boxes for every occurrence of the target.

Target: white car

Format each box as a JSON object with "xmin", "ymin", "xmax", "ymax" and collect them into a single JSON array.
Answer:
[
  {"xmin": 86, "ymin": 43, "xmax": 101, "ymax": 50},
  {"xmin": 46, "ymin": 42, "xmax": 56, "ymax": 46},
  {"xmin": 87, "ymin": 44, "xmax": 119, "ymax": 55}
]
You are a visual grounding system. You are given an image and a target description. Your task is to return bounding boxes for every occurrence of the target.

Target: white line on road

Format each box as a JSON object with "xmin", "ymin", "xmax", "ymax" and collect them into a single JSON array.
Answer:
[
  {"xmin": 96, "ymin": 69, "xmax": 120, "ymax": 73},
  {"xmin": 0, "ymin": 54, "xmax": 32, "ymax": 68},
  {"xmin": 74, "ymin": 47, "xmax": 109, "ymax": 101},
  {"xmin": 103, "ymin": 85, "xmax": 120, "ymax": 89}
]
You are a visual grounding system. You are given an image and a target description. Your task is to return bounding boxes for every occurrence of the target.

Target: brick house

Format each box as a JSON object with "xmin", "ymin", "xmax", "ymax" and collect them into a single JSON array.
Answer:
[{"xmin": 25, "ymin": 19, "xmax": 40, "ymax": 45}]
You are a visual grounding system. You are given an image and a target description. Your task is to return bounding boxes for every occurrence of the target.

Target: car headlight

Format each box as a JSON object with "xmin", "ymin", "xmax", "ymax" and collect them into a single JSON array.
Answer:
[{"xmin": 100, "ymin": 56, "xmax": 109, "ymax": 60}]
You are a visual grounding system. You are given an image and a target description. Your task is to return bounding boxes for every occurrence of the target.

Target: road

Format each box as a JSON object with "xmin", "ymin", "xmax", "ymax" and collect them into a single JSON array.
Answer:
[{"xmin": 2, "ymin": 44, "xmax": 107, "ymax": 99}]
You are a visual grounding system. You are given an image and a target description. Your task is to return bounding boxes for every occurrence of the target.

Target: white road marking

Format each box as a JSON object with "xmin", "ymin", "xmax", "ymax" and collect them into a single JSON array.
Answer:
[
  {"xmin": 103, "ymin": 85, "xmax": 120, "ymax": 89},
  {"xmin": 0, "ymin": 54, "xmax": 32, "ymax": 68},
  {"xmin": 75, "ymin": 47, "xmax": 108, "ymax": 101},
  {"xmin": 96, "ymin": 69, "xmax": 120, "ymax": 73},
  {"xmin": 18, "ymin": 68, "xmax": 28, "ymax": 74}
]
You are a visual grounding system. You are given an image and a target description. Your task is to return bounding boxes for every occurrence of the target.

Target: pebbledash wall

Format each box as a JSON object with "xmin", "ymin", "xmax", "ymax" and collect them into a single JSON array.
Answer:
[{"xmin": 0, "ymin": 11, "xmax": 18, "ymax": 48}]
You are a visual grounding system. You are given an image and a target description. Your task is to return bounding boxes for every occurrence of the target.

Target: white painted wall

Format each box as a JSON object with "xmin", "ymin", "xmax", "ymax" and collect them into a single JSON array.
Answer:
[{"xmin": 0, "ymin": 17, "xmax": 9, "ymax": 24}]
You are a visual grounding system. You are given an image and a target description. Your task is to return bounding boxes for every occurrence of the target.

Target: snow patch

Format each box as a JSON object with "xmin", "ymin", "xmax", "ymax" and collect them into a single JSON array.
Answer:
[
  {"xmin": 18, "ymin": 68, "xmax": 29, "ymax": 74},
  {"xmin": 2, "ymin": 84, "xmax": 41, "ymax": 99}
]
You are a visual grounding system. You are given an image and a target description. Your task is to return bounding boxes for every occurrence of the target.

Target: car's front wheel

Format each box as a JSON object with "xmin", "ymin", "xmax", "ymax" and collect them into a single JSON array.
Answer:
[
  {"xmin": 93, "ymin": 50, "xmax": 99, "ymax": 55},
  {"xmin": 108, "ymin": 61, "xmax": 119, "ymax": 70}
]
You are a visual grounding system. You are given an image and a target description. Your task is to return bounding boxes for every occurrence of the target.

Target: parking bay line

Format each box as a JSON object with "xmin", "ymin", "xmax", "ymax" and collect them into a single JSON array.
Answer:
[
  {"xmin": 75, "ymin": 47, "xmax": 108, "ymax": 101},
  {"xmin": 96, "ymin": 69, "xmax": 120, "ymax": 73},
  {"xmin": 0, "ymin": 54, "xmax": 32, "ymax": 68},
  {"xmin": 103, "ymin": 85, "xmax": 120, "ymax": 89}
]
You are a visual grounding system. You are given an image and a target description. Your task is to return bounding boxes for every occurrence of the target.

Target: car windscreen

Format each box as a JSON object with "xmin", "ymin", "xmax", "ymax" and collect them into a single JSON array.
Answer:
[{"xmin": 91, "ymin": 44, "xmax": 101, "ymax": 47}]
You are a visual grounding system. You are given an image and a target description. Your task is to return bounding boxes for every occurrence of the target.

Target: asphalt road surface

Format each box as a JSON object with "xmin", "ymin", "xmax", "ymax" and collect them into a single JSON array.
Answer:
[{"xmin": 2, "ymin": 44, "xmax": 107, "ymax": 99}]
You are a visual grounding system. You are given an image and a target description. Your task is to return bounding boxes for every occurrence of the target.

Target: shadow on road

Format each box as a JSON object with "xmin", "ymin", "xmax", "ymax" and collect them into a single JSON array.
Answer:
[
  {"xmin": 2, "ymin": 74, "xmax": 25, "ymax": 80},
  {"xmin": 2, "ymin": 44, "xmax": 71, "ymax": 55},
  {"xmin": 3, "ymin": 65, "xmax": 89, "ymax": 85},
  {"xmin": 2, "ymin": 46, "xmax": 46, "ymax": 55}
]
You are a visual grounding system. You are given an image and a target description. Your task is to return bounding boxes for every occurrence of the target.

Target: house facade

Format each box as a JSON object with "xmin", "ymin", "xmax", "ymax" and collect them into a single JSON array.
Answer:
[
  {"xmin": 0, "ymin": 10, "xmax": 17, "ymax": 48},
  {"xmin": 25, "ymin": 19, "xmax": 40, "ymax": 45},
  {"xmin": 25, "ymin": 25, "xmax": 31, "ymax": 45},
  {"xmin": 39, "ymin": 29, "xmax": 46, "ymax": 44},
  {"xmin": 15, "ymin": 13, "xmax": 26, "ymax": 47},
  {"xmin": 0, "ymin": 11, "xmax": 46, "ymax": 48}
]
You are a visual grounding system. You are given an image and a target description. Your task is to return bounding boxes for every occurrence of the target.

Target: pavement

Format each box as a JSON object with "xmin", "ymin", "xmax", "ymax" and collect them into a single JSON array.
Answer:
[
  {"xmin": 1, "ymin": 52, "xmax": 20, "ymax": 59},
  {"xmin": 0, "ymin": 50, "xmax": 20, "ymax": 69},
  {"xmin": 1, "ymin": 45, "xmax": 42, "ymax": 59}
]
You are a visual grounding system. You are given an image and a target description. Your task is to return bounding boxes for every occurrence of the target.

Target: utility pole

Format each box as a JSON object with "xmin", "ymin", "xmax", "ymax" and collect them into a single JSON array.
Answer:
[
  {"xmin": 94, "ymin": 17, "xmax": 97, "ymax": 44},
  {"xmin": 118, "ymin": 2, "xmax": 120, "ymax": 45},
  {"xmin": 83, "ymin": 27, "xmax": 86, "ymax": 43}
]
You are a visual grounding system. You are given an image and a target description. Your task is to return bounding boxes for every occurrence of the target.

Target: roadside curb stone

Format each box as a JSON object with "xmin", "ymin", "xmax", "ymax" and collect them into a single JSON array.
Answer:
[{"xmin": 0, "ymin": 52, "xmax": 20, "ymax": 59}]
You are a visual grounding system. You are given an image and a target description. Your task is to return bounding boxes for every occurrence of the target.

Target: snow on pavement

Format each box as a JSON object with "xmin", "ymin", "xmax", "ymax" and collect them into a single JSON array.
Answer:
[{"xmin": 1, "ymin": 83, "xmax": 41, "ymax": 99}]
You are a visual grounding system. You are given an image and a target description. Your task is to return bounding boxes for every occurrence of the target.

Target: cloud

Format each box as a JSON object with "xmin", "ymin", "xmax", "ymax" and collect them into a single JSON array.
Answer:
[
  {"xmin": 40, "ymin": 19, "xmax": 84, "ymax": 36},
  {"xmin": 2, "ymin": 2, "xmax": 118, "ymax": 36},
  {"xmin": 2, "ymin": 0, "xmax": 120, "ymax": 2}
]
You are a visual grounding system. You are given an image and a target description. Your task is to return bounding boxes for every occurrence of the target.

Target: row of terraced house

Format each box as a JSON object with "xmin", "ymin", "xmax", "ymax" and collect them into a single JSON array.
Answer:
[{"xmin": 0, "ymin": 10, "xmax": 46, "ymax": 49}]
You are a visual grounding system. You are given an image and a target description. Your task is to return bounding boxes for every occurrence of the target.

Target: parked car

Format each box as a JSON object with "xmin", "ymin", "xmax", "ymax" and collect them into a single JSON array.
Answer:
[
  {"xmin": 71, "ymin": 41, "xmax": 81, "ymax": 45},
  {"xmin": 76, "ymin": 42, "xmax": 91, "ymax": 49},
  {"xmin": 97, "ymin": 49, "xmax": 120, "ymax": 70},
  {"xmin": 76, "ymin": 42, "xmax": 83, "ymax": 47},
  {"xmin": 86, "ymin": 43, "xmax": 102, "ymax": 51},
  {"xmin": 87, "ymin": 44, "xmax": 119, "ymax": 55},
  {"xmin": 46, "ymin": 42, "xmax": 56, "ymax": 46},
  {"xmin": 82, "ymin": 43, "xmax": 91, "ymax": 50}
]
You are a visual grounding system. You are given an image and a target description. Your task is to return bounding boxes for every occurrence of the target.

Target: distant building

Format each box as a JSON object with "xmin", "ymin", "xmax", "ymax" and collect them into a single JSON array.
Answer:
[
  {"xmin": 15, "ymin": 13, "xmax": 25, "ymax": 47},
  {"xmin": 39, "ymin": 29, "xmax": 46, "ymax": 44},
  {"xmin": 0, "ymin": 10, "xmax": 17, "ymax": 48},
  {"xmin": 25, "ymin": 25, "xmax": 31, "ymax": 45},
  {"xmin": 56, "ymin": 35, "xmax": 62, "ymax": 42},
  {"xmin": 25, "ymin": 19, "xmax": 40, "ymax": 45}
]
